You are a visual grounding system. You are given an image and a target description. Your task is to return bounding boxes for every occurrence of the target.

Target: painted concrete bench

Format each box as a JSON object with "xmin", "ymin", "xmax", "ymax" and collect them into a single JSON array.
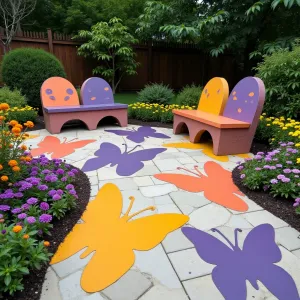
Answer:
[
  {"xmin": 173, "ymin": 77, "xmax": 265, "ymax": 155},
  {"xmin": 41, "ymin": 77, "xmax": 128, "ymax": 134}
]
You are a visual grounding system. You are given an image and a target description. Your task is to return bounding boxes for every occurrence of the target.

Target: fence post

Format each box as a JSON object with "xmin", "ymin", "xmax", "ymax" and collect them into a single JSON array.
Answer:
[
  {"xmin": 147, "ymin": 41, "xmax": 153, "ymax": 83},
  {"xmin": 47, "ymin": 28, "xmax": 54, "ymax": 54}
]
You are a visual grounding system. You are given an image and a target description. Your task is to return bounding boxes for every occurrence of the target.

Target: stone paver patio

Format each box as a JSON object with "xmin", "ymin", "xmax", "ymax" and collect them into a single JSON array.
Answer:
[{"xmin": 25, "ymin": 125, "xmax": 300, "ymax": 300}]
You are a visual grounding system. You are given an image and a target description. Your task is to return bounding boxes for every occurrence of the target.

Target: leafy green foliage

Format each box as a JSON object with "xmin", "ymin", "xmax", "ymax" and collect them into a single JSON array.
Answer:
[
  {"xmin": 255, "ymin": 45, "xmax": 300, "ymax": 117},
  {"xmin": 1, "ymin": 48, "xmax": 66, "ymax": 111},
  {"xmin": 0, "ymin": 87, "xmax": 27, "ymax": 108},
  {"xmin": 75, "ymin": 18, "xmax": 139, "ymax": 93},
  {"xmin": 6, "ymin": 106, "xmax": 38, "ymax": 124},
  {"xmin": 137, "ymin": 83, "xmax": 174, "ymax": 105},
  {"xmin": 177, "ymin": 84, "xmax": 202, "ymax": 107},
  {"xmin": 0, "ymin": 224, "xmax": 51, "ymax": 295}
]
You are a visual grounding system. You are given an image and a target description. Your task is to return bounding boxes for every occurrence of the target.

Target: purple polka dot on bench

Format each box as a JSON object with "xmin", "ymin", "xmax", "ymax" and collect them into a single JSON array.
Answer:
[{"xmin": 80, "ymin": 77, "xmax": 114, "ymax": 105}]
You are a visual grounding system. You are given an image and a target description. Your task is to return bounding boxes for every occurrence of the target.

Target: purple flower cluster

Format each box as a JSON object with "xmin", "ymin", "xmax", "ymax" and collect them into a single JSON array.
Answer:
[{"xmin": 294, "ymin": 198, "xmax": 300, "ymax": 207}]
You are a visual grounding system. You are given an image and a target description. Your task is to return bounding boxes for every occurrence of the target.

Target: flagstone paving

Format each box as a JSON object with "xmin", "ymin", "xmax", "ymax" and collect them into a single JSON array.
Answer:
[{"xmin": 25, "ymin": 125, "xmax": 300, "ymax": 300}]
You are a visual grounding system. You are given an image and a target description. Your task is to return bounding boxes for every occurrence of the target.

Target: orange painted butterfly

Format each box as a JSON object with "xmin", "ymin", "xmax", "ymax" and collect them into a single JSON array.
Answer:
[
  {"xmin": 51, "ymin": 183, "xmax": 189, "ymax": 292},
  {"xmin": 30, "ymin": 136, "xmax": 96, "ymax": 159},
  {"xmin": 154, "ymin": 161, "xmax": 248, "ymax": 212}
]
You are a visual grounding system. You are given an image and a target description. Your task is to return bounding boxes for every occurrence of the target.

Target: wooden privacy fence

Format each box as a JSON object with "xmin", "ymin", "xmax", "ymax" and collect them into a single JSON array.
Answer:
[{"xmin": 0, "ymin": 28, "xmax": 243, "ymax": 91}]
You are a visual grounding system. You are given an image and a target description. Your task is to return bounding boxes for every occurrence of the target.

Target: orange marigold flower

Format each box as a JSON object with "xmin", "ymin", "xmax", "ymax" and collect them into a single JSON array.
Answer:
[
  {"xmin": 12, "ymin": 166, "xmax": 20, "ymax": 172},
  {"xmin": 0, "ymin": 164, "xmax": 3, "ymax": 171},
  {"xmin": 0, "ymin": 116, "xmax": 5, "ymax": 121},
  {"xmin": 0, "ymin": 103, "xmax": 9, "ymax": 110},
  {"xmin": 24, "ymin": 121, "xmax": 34, "ymax": 128},
  {"xmin": 9, "ymin": 120, "xmax": 18, "ymax": 126},
  {"xmin": 1, "ymin": 176, "xmax": 9, "ymax": 182},
  {"xmin": 21, "ymin": 145, "xmax": 27, "ymax": 150},
  {"xmin": 15, "ymin": 124, "xmax": 23, "ymax": 130},
  {"xmin": 20, "ymin": 156, "xmax": 26, "ymax": 161},
  {"xmin": 0, "ymin": 219, "xmax": 4, "ymax": 223},
  {"xmin": 43, "ymin": 241, "xmax": 50, "ymax": 247},
  {"xmin": 13, "ymin": 225, "xmax": 22, "ymax": 233},
  {"xmin": 23, "ymin": 234, "xmax": 29, "ymax": 239},
  {"xmin": 8, "ymin": 160, "xmax": 18, "ymax": 167},
  {"xmin": 25, "ymin": 156, "xmax": 32, "ymax": 162},
  {"xmin": 12, "ymin": 127, "xmax": 21, "ymax": 134},
  {"xmin": 9, "ymin": 144, "xmax": 13, "ymax": 149}
]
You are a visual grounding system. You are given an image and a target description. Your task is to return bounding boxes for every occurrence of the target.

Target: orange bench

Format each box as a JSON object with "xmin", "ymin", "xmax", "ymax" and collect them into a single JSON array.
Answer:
[{"xmin": 173, "ymin": 77, "xmax": 265, "ymax": 156}]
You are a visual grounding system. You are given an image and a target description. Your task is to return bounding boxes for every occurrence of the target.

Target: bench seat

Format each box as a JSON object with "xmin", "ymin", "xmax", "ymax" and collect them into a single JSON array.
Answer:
[
  {"xmin": 44, "ymin": 103, "xmax": 127, "ymax": 113},
  {"xmin": 173, "ymin": 109, "xmax": 250, "ymax": 129}
]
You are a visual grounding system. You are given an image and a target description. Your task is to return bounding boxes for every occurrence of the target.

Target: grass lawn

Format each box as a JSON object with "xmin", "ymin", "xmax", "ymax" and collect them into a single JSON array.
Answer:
[{"xmin": 115, "ymin": 92, "xmax": 178, "ymax": 105}]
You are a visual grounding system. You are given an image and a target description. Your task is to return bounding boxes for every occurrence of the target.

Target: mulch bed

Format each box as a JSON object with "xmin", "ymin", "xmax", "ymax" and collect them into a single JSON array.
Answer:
[
  {"xmin": 3, "ymin": 167, "xmax": 91, "ymax": 300},
  {"xmin": 232, "ymin": 166, "xmax": 300, "ymax": 233}
]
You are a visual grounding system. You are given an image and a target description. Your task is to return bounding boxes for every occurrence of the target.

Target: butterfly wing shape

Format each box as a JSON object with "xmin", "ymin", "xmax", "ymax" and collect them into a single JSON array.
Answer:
[
  {"xmin": 202, "ymin": 162, "xmax": 248, "ymax": 212},
  {"xmin": 136, "ymin": 126, "xmax": 170, "ymax": 140},
  {"xmin": 81, "ymin": 143, "xmax": 121, "ymax": 172},
  {"xmin": 182, "ymin": 227, "xmax": 246, "ymax": 300},
  {"xmin": 154, "ymin": 174, "xmax": 204, "ymax": 193},
  {"xmin": 50, "ymin": 140, "xmax": 96, "ymax": 159},
  {"xmin": 116, "ymin": 148, "xmax": 166, "ymax": 176},
  {"xmin": 30, "ymin": 136, "xmax": 61, "ymax": 157},
  {"xmin": 51, "ymin": 183, "xmax": 123, "ymax": 264}
]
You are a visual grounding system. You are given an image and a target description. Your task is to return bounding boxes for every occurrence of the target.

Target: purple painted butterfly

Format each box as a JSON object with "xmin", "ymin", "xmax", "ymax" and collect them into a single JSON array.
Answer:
[
  {"xmin": 82, "ymin": 142, "xmax": 166, "ymax": 176},
  {"xmin": 105, "ymin": 126, "xmax": 170, "ymax": 143},
  {"xmin": 182, "ymin": 224, "xmax": 300, "ymax": 300}
]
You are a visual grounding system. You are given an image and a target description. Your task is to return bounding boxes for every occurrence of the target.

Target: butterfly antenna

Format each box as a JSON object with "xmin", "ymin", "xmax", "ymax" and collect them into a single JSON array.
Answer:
[
  {"xmin": 211, "ymin": 228, "xmax": 235, "ymax": 250},
  {"xmin": 125, "ymin": 196, "xmax": 156, "ymax": 221},
  {"xmin": 66, "ymin": 138, "xmax": 78, "ymax": 144},
  {"xmin": 177, "ymin": 166, "xmax": 200, "ymax": 177},
  {"xmin": 122, "ymin": 143, "xmax": 128, "ymax": 153},
  {"xmin": 127, "ymin": 145, "xmax": 142, "ymax": 154},
  {"xmin": 194, "ymin": 165, "xmax": 203, "ymax": 176},
  {"xmin": 234, "ymin": 228, "xmax": 242, "ymax": 248}
]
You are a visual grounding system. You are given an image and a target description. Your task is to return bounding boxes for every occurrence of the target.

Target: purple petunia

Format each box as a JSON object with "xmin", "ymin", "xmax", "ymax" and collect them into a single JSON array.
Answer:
[
  {"xmin": 292, "ymin": 169, "xmax": 300, "ymax": 174},
  {"xmin": 26, "ymin": 216, "xmax": 36, "ymax": 224},
  {"xmin": 277, "ymin": 175, "xmax": 286, "ymax": 180},
  {"xmin": 56, "ymin": 168, "xmax": 65, "ymax": 175},
  {"xmin": 283, "ymin": 169, "xmax": 292, "ymax": 174},
  {"xmin": 282, "ymin": 177, "xmax": 291, "ymax": 183},
  {"xmin": 240, "ymin": 174, "xmax": 246, "ymax": 179},
  {"xmin": 276, "ymin": 164, "xmax": 283, "ymax": 168},
  {"xmin": 52, "ymin": 194, "xmax": 61, "ymax": 201},
  {"xmin": 61, "ymin": 177, "xmax": 67, "ymax": 182},
  {"xmin": 21, "ymin": 204, "xmax": 30, "ymax": 211},
  {"xmin": 66, "ymin": 184, "xmax": 74, "ymax": 190},
  {"xmin": 40, "ymin": 202, "xmax": 49, "ymax": 211},
  {"xmin": 286, "ymin": 161, "xmax": 293, "ymax": 165},
  {"xmin": 38, "ymin": 184, "xmax": 48, "ymax": 191},
  {"xmin": 11, "ymin": 208, "xmax": 22, "ymax": 214},
  {"xmin": 14, "ymin": 192, "xmax": 23, "ymax": 198},
  {"xmin": 48, "ymin": 190, "xmax": 57, "ymax": 197},
  {"xmin": 56, "ymin": 189, "xmax": 64, "ymax": 195},
  {"xmin": 27, "ymin": 197, "xmax": 38, "ymax": 205},
  {"xmin": 238, "ymin": 166, "xmax": 244, "ymax": 170},
  {"xmin": 69, "ymin": 189, "xmax": 77, "ymax": 195},
  {"xmin": 0, "ymin": 205, "xmax": 10, "ymax": 212},
  {"xmin": 18, "ymin": 213, "xmax": 27, "ymax": 220},
  {"xmin": 270, "ymin": 179, "xmax": 278, "ymax": 184},
  {"xmin": 255, "ymin": 167, "xmax": 262, "ymax": 171},
  {"xmin": 39, "ymin": 214, "xmax": 52, "ymax": 223}
]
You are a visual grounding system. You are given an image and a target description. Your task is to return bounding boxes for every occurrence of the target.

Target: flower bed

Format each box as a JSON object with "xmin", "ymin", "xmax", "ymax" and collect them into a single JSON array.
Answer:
[
  {"xmin": 0, "ymin": 103, "xmax": 90, "ymax": 298},
  {"xmin": 128, "ymin": 102, "xmax": 195, "ymax": 123}
]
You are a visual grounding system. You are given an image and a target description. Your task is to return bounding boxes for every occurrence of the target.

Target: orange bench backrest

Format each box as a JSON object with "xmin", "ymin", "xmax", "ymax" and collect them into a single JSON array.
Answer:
[
  {"xmin": 223, "ymin": 77, "xmax": 265, "ymax": 123},
  {"xmin": 41, "ymin": 77, "xmax": 80, "ymax": 107},
  {"xmin": 197, "ymin": 77, "xmax": 229, "ymax": 115}
]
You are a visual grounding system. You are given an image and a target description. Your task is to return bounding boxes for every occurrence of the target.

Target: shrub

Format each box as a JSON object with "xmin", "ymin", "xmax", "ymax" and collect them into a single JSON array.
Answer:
[
  {"xmin": 0, "ymin": 87, "xmax": 27, "ymax": 108},
  {"xmin": 255, "ymin": 46, "xmax": 300, "ymax": 118},
  {"xmin": 1, "ymin": 48, "xmax": 66, "ymax": 111},
  {"xmin": 137, "ymin": 83, "xmax": 174, "ymax": 105},
  {"xmin": 128, "ymin": 102, "xmax": 194, "ymax": 123},
  {"xmin": 177, "ymin": 84, "xmax": 203, "ymax": 107}
]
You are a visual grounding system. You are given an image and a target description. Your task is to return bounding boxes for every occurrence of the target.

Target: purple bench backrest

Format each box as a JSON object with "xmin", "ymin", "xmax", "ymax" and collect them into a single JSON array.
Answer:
[
  {"xmin": 223, "ymin": 77, "xmax": 265, "ymax": 123},
  {"xmin": 80, "ymin": 77, "xmax": 114, "ymax": 106}
]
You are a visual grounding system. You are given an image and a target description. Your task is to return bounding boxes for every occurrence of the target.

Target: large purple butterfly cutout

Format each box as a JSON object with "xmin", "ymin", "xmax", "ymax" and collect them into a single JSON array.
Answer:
[
  {"xmin": 182, "ymin": 224, "xmax": 300, "ymax": 300},
  {"xmin": 82, "ymin": 142, "xmax": 166, "ymax": 176},
  {"xmin": 105, "ymin": 126, "xmax": 170, "ymax": 143}
]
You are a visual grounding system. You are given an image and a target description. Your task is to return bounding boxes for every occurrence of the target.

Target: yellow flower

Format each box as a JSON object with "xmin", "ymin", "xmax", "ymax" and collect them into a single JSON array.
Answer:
[
  {"xmin": 296, "ymin": 143, "xmax": 300, "ymax": 147},
  {"xmin": 266, "ymin": 124, "xmax": 271, "ymax": 127},
  {"xmin": 1, "ymin": 176, "xmax": 9, "ymax": 182},
  {"xmin": 23, "ymin": 234, "xmax": 29, "ymax": 239},
  {"xmin": 13, "ymin": 225, "xmax": 22, "ymax": 233},
  {"xmin": 282, "ymin": 127, "xmax": 288, "ymax": 130},
  {"xmin": 43, "ymin": 241, "xmax": 50, "ymax": 247},
  {"xmin": 12, "ymin": 166, "xmax": 20, "ymax": 172},
  {"xmin": 297, "ymin": 158, "xmax": 300, "ymax": 164},
  {"xmin": 8, "ymin": 160, "xmax": 18, "ymax": 167}
]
